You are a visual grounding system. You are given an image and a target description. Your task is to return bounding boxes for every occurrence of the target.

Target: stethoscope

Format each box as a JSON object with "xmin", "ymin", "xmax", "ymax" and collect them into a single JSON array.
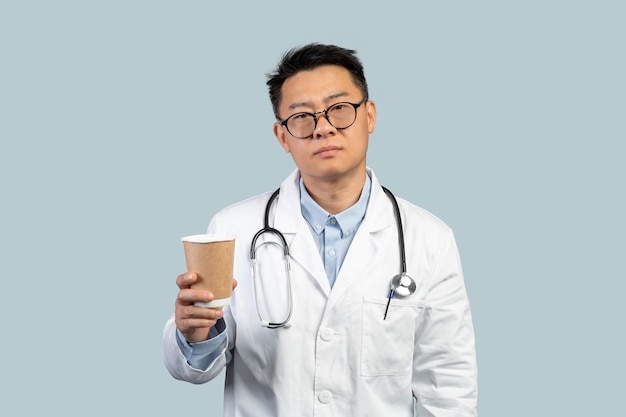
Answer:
[{"xmin": 249, "ymin": 186, "xmax": 417, "ymax": 328}]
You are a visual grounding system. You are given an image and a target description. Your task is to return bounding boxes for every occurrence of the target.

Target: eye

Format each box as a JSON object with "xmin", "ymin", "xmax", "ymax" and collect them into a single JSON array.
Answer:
[
  {"xmin": 330, "ymin": 103, "xmax": 347, "ymax": 111},
  {"xmin": 290, "ymin": 112, "xmax": 312, "ymax": 122}
]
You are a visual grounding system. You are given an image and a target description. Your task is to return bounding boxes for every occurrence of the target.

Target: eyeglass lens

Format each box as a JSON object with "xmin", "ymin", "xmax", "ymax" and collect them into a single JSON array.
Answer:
[{"xmin": 286, "ymin": 102, "xmax": 359, "ymax": 138}]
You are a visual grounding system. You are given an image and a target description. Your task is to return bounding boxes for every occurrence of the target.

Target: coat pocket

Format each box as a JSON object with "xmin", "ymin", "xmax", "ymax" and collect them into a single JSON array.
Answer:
[{"xmin": 361, "ymin": 296, "xmax": 424, "ymax": 377}]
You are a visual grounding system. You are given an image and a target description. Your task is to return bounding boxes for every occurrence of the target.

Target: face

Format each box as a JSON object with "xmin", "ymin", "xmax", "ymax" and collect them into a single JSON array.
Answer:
[{"xmin": 273, "ymin": 65, "xmax": 376, "ymax": 184}]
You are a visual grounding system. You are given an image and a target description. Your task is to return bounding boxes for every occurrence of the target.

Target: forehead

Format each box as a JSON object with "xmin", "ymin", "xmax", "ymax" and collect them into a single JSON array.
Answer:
[{"xmin": 280, "ymin": 65, "xmax": 360, "ymax": 108}]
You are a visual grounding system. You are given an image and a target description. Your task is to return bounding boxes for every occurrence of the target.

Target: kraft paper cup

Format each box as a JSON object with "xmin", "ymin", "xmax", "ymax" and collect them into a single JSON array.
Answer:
[{"xmin": 181, "ymin": 234, "xmax": 236, "ymax": 308}]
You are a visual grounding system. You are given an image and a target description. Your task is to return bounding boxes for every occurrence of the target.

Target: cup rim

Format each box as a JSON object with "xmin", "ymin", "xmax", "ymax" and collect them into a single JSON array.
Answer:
[{"xmin": 181, "ymin": 233, "xmax": 236, "ymax": 243}]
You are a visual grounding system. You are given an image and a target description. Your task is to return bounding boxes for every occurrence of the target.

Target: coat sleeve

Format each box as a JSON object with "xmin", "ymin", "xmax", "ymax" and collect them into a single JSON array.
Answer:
[
  {"xmin": 161, "ymin": 315, "xmax": 231, "ymax": 384},
  {"xmin": 412, "ymin": 229, "xmax": 478, "ymax": 417},
  {"xmin": 161, "ymin": 210, "xmax": 238, "ymax": 384}
]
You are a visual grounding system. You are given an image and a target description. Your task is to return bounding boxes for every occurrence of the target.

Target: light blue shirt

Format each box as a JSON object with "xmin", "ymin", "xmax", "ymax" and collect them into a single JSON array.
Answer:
[
  {"xmin": 177, "ymin": 173, "xmax": 372, "ymax": 369},
  {"xmin": 299, "ymin": 173, "xmax": 371, "ymax": 288}
]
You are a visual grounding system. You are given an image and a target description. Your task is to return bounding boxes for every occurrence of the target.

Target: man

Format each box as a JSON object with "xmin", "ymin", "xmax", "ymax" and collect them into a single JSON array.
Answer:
[{"xmin": 162, "ymin": 43, "xmax": 478, "ymax": 417}]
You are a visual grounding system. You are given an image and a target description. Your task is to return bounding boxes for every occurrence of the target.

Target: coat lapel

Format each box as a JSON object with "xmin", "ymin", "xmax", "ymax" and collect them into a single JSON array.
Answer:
[
  {"xmin": 269, "ymin": 169, "xmax": 395, "ymax": 303},
  {"xmin": 325, "ymin": 178, "xmax": 393, "ymax": 310},
  {"xmin": 273, "ymin": 170, "xmax": 331, "ymax": 295}
]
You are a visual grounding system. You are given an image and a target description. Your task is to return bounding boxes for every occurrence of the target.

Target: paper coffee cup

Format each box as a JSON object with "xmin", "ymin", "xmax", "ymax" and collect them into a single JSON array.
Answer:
[{"xmin": 181, "ymin": 234, "xmax": 236, "ymax": 307}]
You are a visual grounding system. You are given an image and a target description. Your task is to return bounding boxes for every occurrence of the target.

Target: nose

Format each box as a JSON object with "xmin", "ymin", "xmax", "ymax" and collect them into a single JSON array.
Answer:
[{"xmin": 313, "ymin": 113, "xmax": 336, "ymax": 139}]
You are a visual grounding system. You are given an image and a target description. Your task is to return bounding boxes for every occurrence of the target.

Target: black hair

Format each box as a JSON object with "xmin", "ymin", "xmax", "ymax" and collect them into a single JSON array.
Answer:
[{"xmin": 266, "ymin": 43, "xmax": 369, "ymax": 119}]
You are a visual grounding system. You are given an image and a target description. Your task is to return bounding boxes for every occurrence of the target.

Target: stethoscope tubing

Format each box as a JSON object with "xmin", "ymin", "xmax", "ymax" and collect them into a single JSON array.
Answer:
[
  {"xmin": 250, "ymin": 184, "xmax": 415, "ymax": 327},
  {"xmin": 381, "ymin": 186, "xmax": 407, "ymax": 275},
  {"xmin": 252, "ymin": 187, "xmax": 406, "ymax": 270}
]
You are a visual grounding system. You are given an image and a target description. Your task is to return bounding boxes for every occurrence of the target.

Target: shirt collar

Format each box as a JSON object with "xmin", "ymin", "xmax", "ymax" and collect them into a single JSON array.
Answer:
[{"xmin": 300, "ymin": 173, "xmax": 372, "ymax": 237}]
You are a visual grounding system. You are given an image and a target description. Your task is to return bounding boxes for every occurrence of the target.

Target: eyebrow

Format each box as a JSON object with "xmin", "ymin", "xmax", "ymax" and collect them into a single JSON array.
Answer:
[{"xmin": 287, "ymin": 92, "xmax": 350, "ymax": 111}]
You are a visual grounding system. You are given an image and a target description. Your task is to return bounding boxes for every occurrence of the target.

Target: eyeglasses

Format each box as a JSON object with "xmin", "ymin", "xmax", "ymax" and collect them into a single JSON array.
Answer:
[{"xmin": 279, "ymin": 97, "xmax": 368, "ymax": 139}]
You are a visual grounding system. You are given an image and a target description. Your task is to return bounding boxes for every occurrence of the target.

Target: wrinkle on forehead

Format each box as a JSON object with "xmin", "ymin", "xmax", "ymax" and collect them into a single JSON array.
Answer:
[
  {"xmin": 287, "ymin": 91, "xmax": 351, "ymax": 111},
  {"xmin": 279, "ymin": 65, "xmax": 360, "ymax": 116}
]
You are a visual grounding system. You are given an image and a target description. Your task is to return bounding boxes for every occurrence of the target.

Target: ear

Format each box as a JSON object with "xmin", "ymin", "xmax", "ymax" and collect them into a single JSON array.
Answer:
[
  {"xmin": 273, "ymin": 122, "xmax": 291, "ymax": 153},
  {"xmin": 366, "ymin": 100, "xmax": 377, "ymax": 134}
]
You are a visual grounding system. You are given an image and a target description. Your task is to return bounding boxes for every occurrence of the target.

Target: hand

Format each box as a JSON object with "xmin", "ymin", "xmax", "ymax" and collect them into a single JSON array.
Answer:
[{"xmin": 174, "ymin": 272, "xmax": 238, "ymax": 343}]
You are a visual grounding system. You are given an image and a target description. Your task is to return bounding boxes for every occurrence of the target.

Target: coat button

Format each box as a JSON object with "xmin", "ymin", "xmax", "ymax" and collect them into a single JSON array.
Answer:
[
  {"xmin": 318, "ymin": 390, "xmax": 332, "ymax": 404},
  {"xmin": 320, "ymin": 328, "xmax": 334, "ymax": 342}
]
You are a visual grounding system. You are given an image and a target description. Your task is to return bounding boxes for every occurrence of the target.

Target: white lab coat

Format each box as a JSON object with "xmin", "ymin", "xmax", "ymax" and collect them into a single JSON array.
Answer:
[{"xmin": 163, "ymin": 168, "xmax": 477, "ymax": 417}]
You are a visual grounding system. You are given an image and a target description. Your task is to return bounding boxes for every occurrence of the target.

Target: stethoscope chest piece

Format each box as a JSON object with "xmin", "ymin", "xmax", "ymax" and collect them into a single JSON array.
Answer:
[{"xmin": 391, "ymin": 273, "xmax": 416, "ymax": 297}]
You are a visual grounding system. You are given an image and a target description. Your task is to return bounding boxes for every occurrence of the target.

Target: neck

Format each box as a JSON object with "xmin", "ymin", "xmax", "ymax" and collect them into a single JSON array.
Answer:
[{"xmin": 301, "ymin": 169, "xmax": 367, "ymax": 215}]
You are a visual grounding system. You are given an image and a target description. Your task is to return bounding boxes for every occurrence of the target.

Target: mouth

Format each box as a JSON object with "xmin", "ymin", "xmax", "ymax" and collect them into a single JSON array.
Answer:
[{"xmin": 315, "ymin": 145, "xmax": 342, "ymax": 157}]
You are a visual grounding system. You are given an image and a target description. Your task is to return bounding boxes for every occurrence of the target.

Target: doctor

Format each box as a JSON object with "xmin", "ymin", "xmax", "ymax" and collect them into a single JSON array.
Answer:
[{"xmin": 162, "ymin": 43, "xmax": 478, "ymax": 417}]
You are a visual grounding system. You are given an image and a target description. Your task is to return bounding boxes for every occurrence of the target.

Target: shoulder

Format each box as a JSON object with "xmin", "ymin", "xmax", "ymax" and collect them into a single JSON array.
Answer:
[
  {"xmin": 395, "ymin": 196, "xmax": 453, "ymax": 235},
  {"xmin": 207, "ymin": 191, "xmax": 275, "ymax": 234},
  {"xmin": 368, "ymin": 169, "xmax": 455, "ymax": 240},
  {"xmin": 209, "ymin": 169, "xmax": 300, "ymax": 234},
  {"xmin": 387, "ymin": 193, "xmax": 458, "ymax": 251}
]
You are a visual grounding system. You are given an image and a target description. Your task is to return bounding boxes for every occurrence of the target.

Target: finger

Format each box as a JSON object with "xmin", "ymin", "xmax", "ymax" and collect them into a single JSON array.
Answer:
[
  {"xmin": 176, "ymin": 306, "xmax": 224, "ymax": 331},
  {"xmin": 232, "ymin": 278, "xmax": 238, "ymax": 290},
  {"xmin": 179, "ymin": 305, "xmax": 224, "ymax": 320},
  {"xmin": 176, "ymin": 288, "xmax": 214, "ymax": 305},
  {"xmin": 176, "ymin": 315, "xmax": 220, "ymax": 338},
  {"xmin": 175, "ymin": 272, "xmax": 197, "ymax": 290},
  {"xmin": 178, "ymin": 317, "xmax": 220, "ymax": 331}
]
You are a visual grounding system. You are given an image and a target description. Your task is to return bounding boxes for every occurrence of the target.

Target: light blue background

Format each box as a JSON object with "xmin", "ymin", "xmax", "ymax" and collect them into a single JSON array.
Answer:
[{"xmin": 1, "ymin": 1, "xmax": 624, "ymax": 416}]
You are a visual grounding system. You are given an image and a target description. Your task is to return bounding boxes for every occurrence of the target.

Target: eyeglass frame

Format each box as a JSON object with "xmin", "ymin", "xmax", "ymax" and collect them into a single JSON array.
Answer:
[{"xmin": 278, "ymin": 96, "xmax": 369, "ymax": 139}]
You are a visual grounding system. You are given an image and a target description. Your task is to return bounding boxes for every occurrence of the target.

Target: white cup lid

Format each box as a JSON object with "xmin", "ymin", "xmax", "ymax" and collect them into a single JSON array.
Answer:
[{"xmin": 181, "ymin": 234, "xmax": 236, "ymax": 243}]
